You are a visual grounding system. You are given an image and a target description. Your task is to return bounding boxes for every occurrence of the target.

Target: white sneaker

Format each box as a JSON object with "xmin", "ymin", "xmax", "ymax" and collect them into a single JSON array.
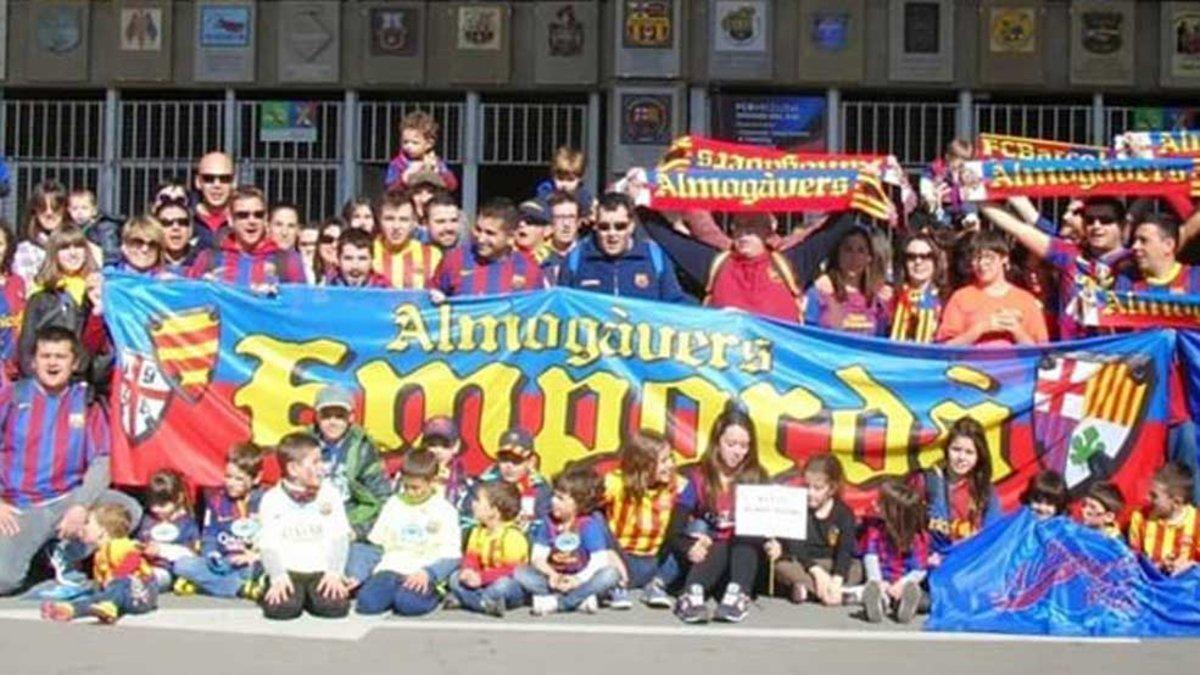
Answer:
[
  {"xmin": 531, "ymin": 594, "xmax": 559, "ymax": 616},
  {"xmin": 578, "ymin": 594, "xmax": 599, "ymax": 614}
]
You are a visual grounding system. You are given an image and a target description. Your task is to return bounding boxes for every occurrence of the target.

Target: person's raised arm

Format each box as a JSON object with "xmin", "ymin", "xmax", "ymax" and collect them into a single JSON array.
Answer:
[{"xmin": 980, "ymin": 201, "xmax": 1051, "ymax": 259}]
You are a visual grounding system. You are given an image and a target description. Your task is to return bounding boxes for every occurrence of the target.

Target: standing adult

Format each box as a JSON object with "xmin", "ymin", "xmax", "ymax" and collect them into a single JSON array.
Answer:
[{"xmin": 192, "ymin": 151, "xmax": 237, "ymax": 251}]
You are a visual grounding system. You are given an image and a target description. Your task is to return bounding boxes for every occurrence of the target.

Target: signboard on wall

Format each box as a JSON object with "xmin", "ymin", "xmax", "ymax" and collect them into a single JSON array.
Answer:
[
  {"xmin": 25, "ymin": 1, "xmax": 90, "ymax": 82},
  {"xmin": 887, "ymin": 0, "xmax": 954, "ymax": 82},
  {"xmin": 444, "ymin": 2, "xmax": 512, "ymax": 84},
  {"xmin": 278, "ymin": 0, "xmax": 340, "ymax": 83},
  {"xmin": 194, "ymin": 1, "xmax": 256, "ymax": 82},
  {"xmin": 712, "ymin": 94, "xmax": 827, "ymax": 150},
  {"xmin": 615, "ymin": 0, "xmax": 682, "ymax": 78},
  {"xmin": 1069, "ymin": 0, "xmax": 1135, "ymax": 86},
  {"xmin": 797, "ymin": 0, "xmax": 865, "ymax": 83},
  {"xmin": 1161, "ymin": 2, "xmax": 1200, "ymax": 88},
  {"xmin": 979, "ymin": 1, "xmax": 1043, "ymax": 85},
  {"xmin": 360, "ymin": 1, "xmax": 425, "ymax": 85},
  {"xmin": 534, "ymin": 2, "xmax": 598, "ymax": 85},
  {"xmin": 609, "ymin": 84, "xmax": 684, "ymax": 174},
  {"xmin": 708, "ymin": 0, "xmax": 772, "ymax": 80},
  {"xmin": 115, "ymin": 0, "xmax": 173, "ymax": 82}
]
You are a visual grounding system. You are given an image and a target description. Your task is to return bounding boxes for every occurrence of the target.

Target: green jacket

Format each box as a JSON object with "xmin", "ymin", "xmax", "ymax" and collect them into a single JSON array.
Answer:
[{"xmin": 316, "ymin": 424, "xmax": 393, "ymax": 540}]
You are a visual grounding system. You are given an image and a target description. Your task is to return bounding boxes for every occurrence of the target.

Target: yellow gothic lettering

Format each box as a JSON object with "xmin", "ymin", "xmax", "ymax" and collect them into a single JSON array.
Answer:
[
  {"xmin": 535, "ymin": 368, "xmax": 631, "ymax": 476},
  {"xmin": 828, "ymin": 366, "xmax": 916, "ymax": 486},
  {"xmin": 233, "ymin": 336, "xmax": 349, "ymax": 445},
  {"xmin": 740, "ymin": 382, "xmax": 824, "ymax": 475}
]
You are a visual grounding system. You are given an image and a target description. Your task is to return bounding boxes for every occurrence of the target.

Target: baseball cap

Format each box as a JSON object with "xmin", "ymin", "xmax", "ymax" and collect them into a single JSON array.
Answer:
[
  {"xmin": 314, "ymin": 384, "xmax": 354, "ymax": 412},
  {"xmin": 422, "ymin": 416, "xmax": 460, "ymax": 445},
  {"xmin": 497, "ymin": 428, "xmax": 534, "ymax": 458},
  {"xmin": 519, "ymin": 199, "xmax": 550, "ymax": 226}
]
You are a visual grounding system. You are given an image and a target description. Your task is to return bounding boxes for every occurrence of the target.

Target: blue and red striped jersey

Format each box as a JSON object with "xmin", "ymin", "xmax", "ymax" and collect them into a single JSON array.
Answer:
[
  {"xmin": 859, "ymin": 517, "xmax": 932, "ymax": 583},
  {"xmin": 188, "ymin": 232, "xmax": 307, "ymax": 287},
  {"xmin": 433, "ymin": 245, "xmax": 545, "ymax": 298},
  {"xmin": 0, "ymin": 379, "xmax": 109, "ymax": 507}
]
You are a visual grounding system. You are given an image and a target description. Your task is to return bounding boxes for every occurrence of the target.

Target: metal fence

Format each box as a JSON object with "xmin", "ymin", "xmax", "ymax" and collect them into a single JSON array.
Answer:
[
  {"xmin": 116, "ymin": 97, "xmax": 226, "ymax": 217},
  {"xmin": 840, "ymin": 99, "xmax": 959, "ymax": 171},
  {"xmin": 1, "ymin": 96, "xmax": 105, "ymax": 225},
  {"xmin": 237, "ymin": 99, "xmax": 344, "ymax": 223},
  {"xmin": 479, "ymin": 101, "xmax": 589, "ymax": 165},
  {"xmin": 973, "ymin": 102, "xmax": 1096, "ymax": 145}
]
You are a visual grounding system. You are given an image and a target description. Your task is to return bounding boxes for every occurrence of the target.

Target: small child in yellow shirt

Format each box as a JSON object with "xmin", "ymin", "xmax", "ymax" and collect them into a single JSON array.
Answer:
[{"xmin": 449, "ymin": 481, "xmax": 528, "ymax": 616}]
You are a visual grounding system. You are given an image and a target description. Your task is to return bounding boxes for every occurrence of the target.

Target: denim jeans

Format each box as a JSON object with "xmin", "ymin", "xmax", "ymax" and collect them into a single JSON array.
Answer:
[
  {"xmin": 69, "ymin": 576, "xmax": 157, "ymax": 618},
  {"xmin": 512, "ymin": 565, "xmax": 620, "ymax": 611},
  {"xmin": 448, "ymin": 572, "xmax": 525, "ymax": 613},
  {"xmin": 172, "ymin": 555, "xmax": 254, "ymax": 598},
  {"xmin": 345, "ymin": 542, "xmax": 383, "ymax": 585},
  {"xmin": 355, "ymin": 570, "xmax": 441, "ymax": 616},
  {"xmin": 622, "ymin": 552, "xmax": 680, "ymax": 589}
]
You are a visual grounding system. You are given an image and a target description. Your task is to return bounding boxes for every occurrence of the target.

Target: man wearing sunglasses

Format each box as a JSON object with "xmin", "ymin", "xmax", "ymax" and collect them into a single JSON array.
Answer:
[
  {"xmin": 557, "ymin": 192, "xmax": 689, "ymax": 303},
  {"xmin": 188, "ymin": 186, "xmax": 306, "ymax": 288},
  {"xmin": 431, "ymin": 198, "xmax": 544, "ymax": 299},
  {"xmin": 192, "ymin": 151, "xmax": 238, "ymax": 250}
]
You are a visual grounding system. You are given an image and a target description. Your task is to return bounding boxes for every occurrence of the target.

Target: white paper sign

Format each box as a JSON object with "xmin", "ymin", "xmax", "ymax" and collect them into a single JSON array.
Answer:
[{"xmin": 734, "ymin": 484, "xmax": 807, "ymax": 540}]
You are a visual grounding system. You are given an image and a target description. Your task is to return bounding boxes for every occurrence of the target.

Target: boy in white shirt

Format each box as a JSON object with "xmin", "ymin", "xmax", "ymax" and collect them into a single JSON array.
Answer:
[
  {"xmin": 258, "ymin": 432, "xmax": 353, "ymax": 620},
  {"xmin": 355, "ymin": 449, "xmax": 462, "ymax": 616}
]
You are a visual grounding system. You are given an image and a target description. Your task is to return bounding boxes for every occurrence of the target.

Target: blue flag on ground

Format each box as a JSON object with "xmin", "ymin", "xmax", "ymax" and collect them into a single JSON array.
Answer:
[{"xmin": 927, "ymin": 509, "xmax": 1200, "ymax": 637}]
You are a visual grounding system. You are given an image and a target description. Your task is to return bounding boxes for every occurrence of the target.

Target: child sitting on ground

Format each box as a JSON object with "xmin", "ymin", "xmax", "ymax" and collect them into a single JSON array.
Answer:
[
  {"xmin": 41, "ymin": 504, "xmax": 158, "ymax": 624},
  {"xmin": 173, "ymin": 443, "xmax": 265, "ymax": 599},
  {"xmin": 1128, "ymin": 462, "xmax": 1200, "ymax": 576},
  {"xmin": 135, "ymin": 469, "xmax": 200, "ymax": 592},
  {"xmin": 258, "ymin": 432, "xmax": 353, "ymax": 620},
  {"xmin": 463, "ymin": 429, "xmax": 551, "ymax": 534},
  {"xmin": 450, "ymin": 482, "xmax": 528, "ymax": 617},
  {"xmin": 1078, "ymin": 481, "xmax": 1125, "ymax": 538},
  {"xmin": 860, "ymin": 477, "xmax": 933, "ymax": 624},
  {"xmin": 515, "ymin": 463, "xmax": 620, "ymax": 616},
  {"xmin": 356, "ymin": 449, "xmax": 461, "ymax": 617}
]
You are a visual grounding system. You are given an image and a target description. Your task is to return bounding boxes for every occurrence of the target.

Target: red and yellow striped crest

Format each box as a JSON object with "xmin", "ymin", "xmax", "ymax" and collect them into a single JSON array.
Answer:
[{"xmin": 150, "ymin": 308, "xmax": 221, "ymax": 398}]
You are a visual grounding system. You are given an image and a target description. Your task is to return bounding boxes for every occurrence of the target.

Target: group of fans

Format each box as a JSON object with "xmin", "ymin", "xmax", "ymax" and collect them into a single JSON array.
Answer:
[{"xmin": 1, "ymin": 111, "xmax": 1199, "ymax": 628}]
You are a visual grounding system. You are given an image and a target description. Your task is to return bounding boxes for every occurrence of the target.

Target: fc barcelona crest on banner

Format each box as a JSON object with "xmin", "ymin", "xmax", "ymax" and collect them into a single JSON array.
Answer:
[
  {"xmin": 548, "ymin": 5, "xmax": 584, "ymax": 57},
  {"xmin": 623, "ymin": 0, "xmax": 672, "ymax": 48},
  {"xmin": 149, "ymin": 308, "xmax": 221, "ymax": 400},
  {"xmin": 1033, "ymin": 352, "xmax": 1151, "ymax": 492},
  {"xmin": 119, "ymin": 350, "xmax": 172, "ymax": 444}
]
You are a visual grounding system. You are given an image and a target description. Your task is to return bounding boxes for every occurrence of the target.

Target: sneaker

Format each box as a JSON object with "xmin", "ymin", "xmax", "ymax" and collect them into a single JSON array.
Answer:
[
  {"xmin": 481, "ymin": 597, "xmax": 506, "ymax": 618},
  {"xmin": 641, "ymin": 578, "xmax": 673, "ymax": 609},
  {"xmin": 530, "ymin": 594, "xmax": 558, "ymax": 616},
  {"xmin": 237, "ymin": 577, "xmax": 264, "ymax": 602},
  {"xmin": 442, "ymin": 594, "xmax": 462, "ymax": 611},
  {"xmin": 40, "ymin": 601, "xmax": 74, "ymax": 622},
  {"xmin": 896, "ymin": 581, "xmax": 922, "ymax": 624},
  {"xmin": 608, "ymin": 585, "xmax": 633, "ymax": 610},
  {"xmin": 790, "ymin": 583, "xmax": 808, "ymax": 604},
  {"xmin": 578, "ymin": 594, "xmax": 599, "ymax": 614},
  {"xmin": 173, "ymin": 577, "xmax": 197, "ymax": 596},
  {"xmin": 89, "ymin": 601, "xmax": 120, "ymax": 624},
  {"xmin": 673, "ymin": 584, "xmax": 709, "ymax": 624},
  {"xmin": 862, "ymin": 581, "xmax": 885, "ymax": 624},
  {"xmin": 713, "ymin": 585, "xmax": 750, "ymax": 623}
]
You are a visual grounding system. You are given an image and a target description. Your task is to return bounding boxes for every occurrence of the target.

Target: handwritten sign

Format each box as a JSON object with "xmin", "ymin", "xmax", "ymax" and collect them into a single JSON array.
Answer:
[{"xmin": 734, "ymin": 484, "xmax": 808, "ymax": 540}]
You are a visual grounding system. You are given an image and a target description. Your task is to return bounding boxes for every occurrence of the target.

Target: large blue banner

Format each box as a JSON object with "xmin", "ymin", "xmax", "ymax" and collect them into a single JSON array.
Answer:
[
  {"xmin": 928, "ymin": 509, "xmax": 1200, "ymax": 637},
  {"xmin": 101, "ymin": 274, "xmax": 1172, "ymax": 513}
]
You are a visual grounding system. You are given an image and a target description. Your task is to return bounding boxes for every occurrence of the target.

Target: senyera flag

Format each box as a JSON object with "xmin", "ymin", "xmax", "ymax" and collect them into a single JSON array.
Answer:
[{"xmin": 102, "ymin": 274, "xmax": 1173, "ymax": 514}]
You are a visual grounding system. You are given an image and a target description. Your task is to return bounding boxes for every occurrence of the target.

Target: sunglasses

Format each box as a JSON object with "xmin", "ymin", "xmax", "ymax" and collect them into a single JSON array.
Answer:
[
  {"xmin": 905, "ymin": 251, "xmax": 935, "ymax": 262},
  {"xmin": 319, "ymin": 234, "xmax": 338, "ymax": 244},
  {"xmin": 161, "ymin": 217, "xmax": 190, "ymax": 228},
  {"xmin": 1084, "ymin": 215, "xmax": 1117, "ymax": 226},
  {"xmin": 496, "ymin": 451, "xmax": 527, "ymax": 464},
  {"xmin": 125, "ymin": 238, "xmax": 160, "ymax": 250},
  {"xmin": 155, "ymin": 193, "xmax": 189, "ymax": 209},
  {"xmin": 199, "ymin": 173, "xmax": 234, "ymax": 185},
  {"xmin": 233, "ymin": 210, "xmax": 265, "ymax": 220},
  {"xmin": 595, "ymin": 221, "xmax": 630, "ymax": 233}
]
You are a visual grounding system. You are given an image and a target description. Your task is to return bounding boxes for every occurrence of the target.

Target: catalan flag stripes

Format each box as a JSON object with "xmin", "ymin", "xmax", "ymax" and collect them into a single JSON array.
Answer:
[
  {"xmin": 1128, "ymin": 505, "xmax": 1200, "ymax": 565},
  {"xmin": 603, "ymin": 471, "xmax": 686, "ymax": 557},
  {"xmin": 1082, "ymin": 362, "xmax": 1146, "ymax": 427},
  {"xmin": 150, "ymin": 310, "xmax": 220, "ymax": 390}
]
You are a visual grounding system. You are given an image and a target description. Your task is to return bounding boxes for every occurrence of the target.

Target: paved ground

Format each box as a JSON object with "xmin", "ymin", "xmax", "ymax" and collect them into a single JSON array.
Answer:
[{"xmin": 0, "ymin": 595, "xmax": 1194, "ymax": 675}]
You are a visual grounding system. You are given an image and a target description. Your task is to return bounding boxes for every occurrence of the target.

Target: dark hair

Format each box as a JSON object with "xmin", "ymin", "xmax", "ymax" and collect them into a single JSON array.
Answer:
[
  {"xmin": 620, "ymin": 431, "xmax": 671, "ymax": 502},
  {"xmin": 546, "ymin": 190, "xmax": 581, "ymax": 214},
  {"xmin": 341, "ymin": 196, "xmax": 376, "ymax": 228},
  {"xmin": 25, "ymin": 179, "xmax": 67, "ymax": 241},
  {"xmin": 424, "ymin": 189, "xmax": 458, "ymax": 212},
  {"xmin": 477, "ymin": 198, "xmax": 519, "ymax": 233},
  {"xmin": 896, "ymin": 232, "xmax": 948, "ymax": 297},
  {"xmin": 146, "ymin": 468, "xmax": 188, "ymax": 509},
  {"xmin": 1083, "ymin": 481, "xmax": 1125, "ymax": 515},
  {"xmin": 480, "ymin": 481, "xmax": 522, "ymax": 522},
  {"xmin": 277, "ymin": 432, "xmax": 321, "ymax": 474},
  {"xmin": 553, "ymin": 463, "xmax": 604, "ymax": 514},
  {"xmin": 699, "ymin": 408, "xmax": 765, "ymax": 512},
  {"xmin": 34, "ymin": 325, "xmax": 80, "ymax": 358},
  {"xmin": 1082, "ymin": 197, "xmax": 1126, "ymax": 224},
  {"xmin": 969, "ymin": 229, "xmax": 1011, "ymax": 258},
  {"xmin": 597, "ymin": 192, "xmax": 634, "ymax": 219},
  {"xmin": 944, "ymin": 417, "xmax": 994, "ymax": 517},
  {"xmin": 227, "ymin": 442, "xmax": 264, "ymax": 479},
  {"xmin": 337, "ymin": 227, "xmax": 374, "ymax": 256},
  {"xmin": 803, "ymin": 453, "xmax": 845, "ymax": 494},
  {"xmin": 1022, "ymin": 469, "xmax": 1069, "ymax": 515},
  {"xmin": 1155, "ymin": 462, "xmax": 1194, "ymax": 504},
  {"xmin": 826, "ymin": 228, "xmax": 883, "ymax": 303},
  {"xmin": 376, "ymin": 189, "xmax": 416, "ymax": 215},
  {"xmin": 0, "ymin": 222, "xmax": 17, "ymax": 274},
  {"xmin": 402, "ymin": 448, "xmax": 440, "ymax": 481},
  {"xmin": 1135, "ymin": 213, "xmax": 1180, "ymax": 249},
  {"xmin": 878, "ymin": 477, "xmax": 927, "ymax": 553}
]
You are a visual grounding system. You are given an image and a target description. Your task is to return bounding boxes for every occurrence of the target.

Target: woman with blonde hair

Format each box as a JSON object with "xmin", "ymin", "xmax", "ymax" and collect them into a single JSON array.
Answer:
[
  {"xmin": 113, "ymin": 215, "xmax": 166, "ymax": 275},
  {"xmin": 17, "ymin": 225, "xmax": 104, "ymax": 378}
]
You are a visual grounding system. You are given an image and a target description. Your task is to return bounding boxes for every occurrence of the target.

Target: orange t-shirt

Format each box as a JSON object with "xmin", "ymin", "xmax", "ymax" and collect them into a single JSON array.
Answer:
[{"xmin": 935, "ymin": 284, "xmax": 1049, "ymax": 347}]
